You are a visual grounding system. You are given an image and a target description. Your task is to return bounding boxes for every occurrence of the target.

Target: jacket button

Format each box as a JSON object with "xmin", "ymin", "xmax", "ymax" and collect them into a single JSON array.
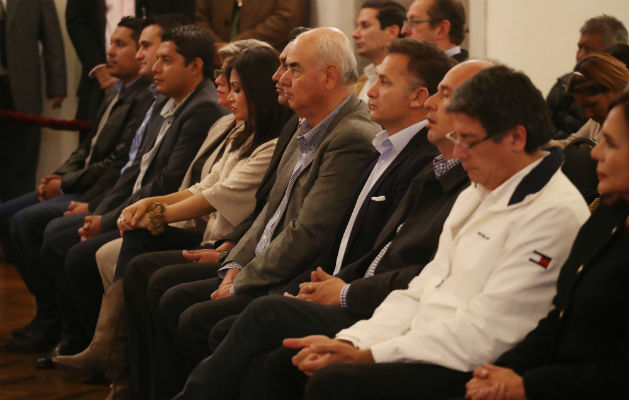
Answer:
[
  {"xmin": 559, "ymin": 310, "xmax": 564, "ymax": 319},
  {"xmin": 611, "ymin": 226, "xmax": 618, "ymax": 235},
  {"xmin": 576, "ymin": 264, "xmax": 584, "ymax": 274}
]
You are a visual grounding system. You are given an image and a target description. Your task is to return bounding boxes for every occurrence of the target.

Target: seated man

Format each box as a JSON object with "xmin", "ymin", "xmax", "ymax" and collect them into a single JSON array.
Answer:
[
  {"xmin": 3, "ymin": 16, "xmax": 153, "ymax": 352},
  {"xmin": 34, "ymin": 24, "xmax": 226, "ymax": 356},
  {"xmin": 182, "ymin": 65, "xmax": 591, "ymax": 400},
  {"xmin": 464, "ymin": 91, "xmax": 629, "ymax": 400},
  {"xmin": 131, "ymin": 27, "xmax": 381, "ymax": 399}
]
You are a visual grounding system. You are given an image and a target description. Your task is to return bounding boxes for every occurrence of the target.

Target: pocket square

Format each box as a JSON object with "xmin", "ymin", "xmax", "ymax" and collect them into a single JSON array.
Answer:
[{"xmin": 371, "ymin": 195, "xmax": 386, "ymax": 202}]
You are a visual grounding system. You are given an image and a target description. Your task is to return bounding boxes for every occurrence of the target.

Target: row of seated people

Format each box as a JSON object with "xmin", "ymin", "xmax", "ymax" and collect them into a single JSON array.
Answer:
[{"xmin": 0, "ymin": 13, "xmax": 627, "ymax": 400}]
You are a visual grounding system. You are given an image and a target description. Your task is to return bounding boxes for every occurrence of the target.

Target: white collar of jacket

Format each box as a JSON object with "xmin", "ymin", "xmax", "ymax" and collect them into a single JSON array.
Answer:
[{"xmin": 472, "ymin": 147, "xmax": 564, "ymax": 210}]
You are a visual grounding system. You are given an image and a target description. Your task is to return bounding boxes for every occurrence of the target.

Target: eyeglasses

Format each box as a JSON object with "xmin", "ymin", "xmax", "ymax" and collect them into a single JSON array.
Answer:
[
  {"xmin": 446, "ymin": 130, "xmax": 492, "ymax": 150},
  {"xmin": 403, "ymin": 17, "xmax": 435, "ymax": 27},
  {"xmin": 213, "ymin": 68, "xmax": 224, "ymax": 80}
]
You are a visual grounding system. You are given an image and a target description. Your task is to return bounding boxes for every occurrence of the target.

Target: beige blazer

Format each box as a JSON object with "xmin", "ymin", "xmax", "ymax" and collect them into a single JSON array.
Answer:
[{"xmin": 173, "ymin": 114, "xmax": 278, "ymax": 245}]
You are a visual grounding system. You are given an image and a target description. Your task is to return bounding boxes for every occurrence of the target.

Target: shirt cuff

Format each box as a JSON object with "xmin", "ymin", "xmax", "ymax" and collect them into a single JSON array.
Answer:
[
  {"xmin": 217, "ymin": 261, "xmax": 243, "ymax": 279},
  {"xmin": 89, "ymin": 64, "xmax": 107, "ymax": 78},
  {"xmin": 339, "ymin": 283, "xmax": 351, "ymax": 309}
]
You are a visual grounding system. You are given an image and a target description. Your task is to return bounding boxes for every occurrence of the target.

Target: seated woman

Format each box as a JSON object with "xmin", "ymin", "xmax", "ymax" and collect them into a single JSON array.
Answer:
[
  {"xmin": 53, "ymin": 46, "xmax": 292, "ymax": 380},
  {"xmin": 548, "ymin": 53, "xmax": 627, "ymax": 148},
  {"xmin": 465, "ymin": 91, "xmax": 628, "ymax": 400}
]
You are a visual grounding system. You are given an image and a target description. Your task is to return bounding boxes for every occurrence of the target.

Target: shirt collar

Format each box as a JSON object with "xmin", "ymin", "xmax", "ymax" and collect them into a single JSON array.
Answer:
[
  {"xmin": 296, "ymin": 95, "xmax": 352, "ymax": 154},
  {"xmin": 444, "ymin": 45, "xmax": 462, "ymax": 57},
  {"xmin": 148, "ymin": 83, "xmax": 159, "ymax": 99},
  {"xmin": 432, "ymin": 154, "xmax": 461, "ymax": 178},
  {"xmin": 363, "ymin": 63, "xmax": 378, "ymax": 79},
  {"xmin": 374, "ymin": 119, "xmax": 427, "ymax": 156},
  {"xmin": 115, "ymin": 76, "xmax": 141, "ymax": 95},
  {"xmin": 160, "ymin": 90, "xmax": 194, "ymax": 119}
]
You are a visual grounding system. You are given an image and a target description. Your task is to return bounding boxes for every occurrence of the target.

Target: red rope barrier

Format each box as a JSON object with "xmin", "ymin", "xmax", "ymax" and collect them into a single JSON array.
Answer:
[{"xmin": 0, "ymin": 109, "xmax": 92, "ymax": 131}]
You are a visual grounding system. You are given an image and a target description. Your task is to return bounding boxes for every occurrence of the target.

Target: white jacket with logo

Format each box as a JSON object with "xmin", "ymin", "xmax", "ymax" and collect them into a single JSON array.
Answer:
[{"xmin": 336, "ymin": 150, "xmax": 589, "ymax": 372}]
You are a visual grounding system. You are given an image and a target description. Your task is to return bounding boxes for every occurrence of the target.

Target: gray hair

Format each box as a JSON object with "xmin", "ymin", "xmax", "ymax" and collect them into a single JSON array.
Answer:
[
  {"xmin": 217, "ymin": 39, "xmax": 273, "ymax": 61},
  {"xmin": 298, "ymin": 28, "xmax": 358, "ymax": 84},
  {"xmin": 580, "ymin": 15, "xmax": 628, "ymax": 49}
]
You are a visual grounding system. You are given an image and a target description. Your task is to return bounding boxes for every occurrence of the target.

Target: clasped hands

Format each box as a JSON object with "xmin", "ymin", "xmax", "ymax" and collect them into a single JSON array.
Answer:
[
  {"xmin": 284, "ymin": 267, "xmax": 346, "ymax": 306},
  {"xmin": 283, "ymin": 335, "xmax": 374, "ymax": 376},
  {"xmin": 464, "ymin": 363, "xmax": 526, "ymax": 400},
  {"xmin": 36, "ymin": 174, "xmax": 62, "ymax": 201},
  {"xmin": 117, "ymin": 199, "xmax": 152, "ymax": 235}
]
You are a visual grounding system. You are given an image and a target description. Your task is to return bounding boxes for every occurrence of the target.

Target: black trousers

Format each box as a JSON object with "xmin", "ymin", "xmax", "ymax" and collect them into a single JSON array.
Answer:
[
  {"xmin": 263, "ymin": 345, "xmax": 471, "ymax": 400},
  {"xmin": 174, "ymin": 295, "xmax": 360, "ymax": 400},
  {"xmin": 123, "ymin": 251, "xmax": 220, "ymax": 399},
  {"xmin": 157, "ymin": 273, "xmax": 257, "ymax": 398}
]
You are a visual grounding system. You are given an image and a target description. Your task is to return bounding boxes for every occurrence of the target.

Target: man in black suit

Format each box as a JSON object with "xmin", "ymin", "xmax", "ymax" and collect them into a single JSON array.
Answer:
[
  {"xmin": 3, "ymin": 17, "xmax": 153, "ymax": 353},
  {"xmin": 401, "ymin": 0, "xmax": 468, "ymax": 62},
  {"xmin": 23, "ymin": 25, "xmax": 225, "ymax": 357}
]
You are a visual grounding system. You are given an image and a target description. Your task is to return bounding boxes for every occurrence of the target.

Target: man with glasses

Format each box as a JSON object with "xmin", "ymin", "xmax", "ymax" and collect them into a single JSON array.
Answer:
[
  {"xmin": 401, "ymin": 0, "xmax": 468, "ymax": 62},
  {"xmin": 258, "ymin": 65, "xmax": 589, "ymax": 400}
]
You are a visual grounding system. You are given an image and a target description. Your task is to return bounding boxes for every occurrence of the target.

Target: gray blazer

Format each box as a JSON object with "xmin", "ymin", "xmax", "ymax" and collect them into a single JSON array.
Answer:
[
  {"xmin": 229, "ymin": 96, "xmax": 381, "ymax": 295},
  {"xmin": 4, "ymin": 0, "xmax": 66, "ymax": 115}
]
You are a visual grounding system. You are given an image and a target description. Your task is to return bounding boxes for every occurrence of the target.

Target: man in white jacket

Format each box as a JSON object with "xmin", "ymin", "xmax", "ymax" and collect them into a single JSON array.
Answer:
[{"xmin": 264, "ymin": 65, "xmax": 590, "ymax": 400}]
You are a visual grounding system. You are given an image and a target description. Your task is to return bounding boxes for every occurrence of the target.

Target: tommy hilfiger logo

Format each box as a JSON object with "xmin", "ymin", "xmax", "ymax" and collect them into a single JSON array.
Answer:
[{"xmin": 529, "ymin": 250, "xmax": 552, "ymax": 268}]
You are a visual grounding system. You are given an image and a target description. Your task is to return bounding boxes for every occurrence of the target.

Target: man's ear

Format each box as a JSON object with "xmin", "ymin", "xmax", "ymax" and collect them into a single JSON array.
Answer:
[
  {"xmin": 509, "ymin": 125, "xmax": 528, "ymax": 152},
  {"xmin": 409, "ymin": 86, "xmax": 429, "ymax": 109},
  {"xmin": 323, "ymin": 64, "xmax": 341, "ymax": 90},
  {"xmin": 384, "ymin": 24, "xmax": 401, "ymax": 41},
  {"xmin": 436, "ymin": 19, "xmax": 451, "ymax": 42},
  {"xmin": 188, "ymin": 57, "xmax": 204, "ymax": 76}
]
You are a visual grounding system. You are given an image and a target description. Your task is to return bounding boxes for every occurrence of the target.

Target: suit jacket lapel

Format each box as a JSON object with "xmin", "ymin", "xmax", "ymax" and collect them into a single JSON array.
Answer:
[{"xmin": 345, "ymin": 127, "xmax": 432, "ymax": 252}]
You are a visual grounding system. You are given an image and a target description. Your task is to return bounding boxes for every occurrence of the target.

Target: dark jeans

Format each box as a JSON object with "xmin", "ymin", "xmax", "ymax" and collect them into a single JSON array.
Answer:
[
  {"xmin": 40, "ymin": 214, "xmax": 117, "ymax": 342},
  {"xmin": 2, "ymin": 193, "xmax": 77, "ymax": 328}
]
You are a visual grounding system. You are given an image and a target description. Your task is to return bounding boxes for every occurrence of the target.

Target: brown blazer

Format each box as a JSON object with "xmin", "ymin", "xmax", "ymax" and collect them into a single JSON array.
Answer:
[{"xmin": 194, "ymin": 0, "xmax": 306, "ymax": 49}]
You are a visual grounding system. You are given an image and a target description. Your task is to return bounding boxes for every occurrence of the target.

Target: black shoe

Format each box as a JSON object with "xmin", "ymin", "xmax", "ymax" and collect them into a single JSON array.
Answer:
[
  {"xmin": 12, "ymin": 316, "xmax": 41, "ymax": 338},
  {"xmin": 35, "ymin": 339, "xmax": 80, "ymax": 369},
  {"xmin": 4, "ymin": 330, "xmax": 59, "ymax": 353}
]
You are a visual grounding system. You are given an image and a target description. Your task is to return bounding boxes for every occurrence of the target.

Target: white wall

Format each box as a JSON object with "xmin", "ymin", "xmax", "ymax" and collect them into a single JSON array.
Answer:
[{"xmin": 469, "ymin": 0, "xmax": 629, "ymax": 95}]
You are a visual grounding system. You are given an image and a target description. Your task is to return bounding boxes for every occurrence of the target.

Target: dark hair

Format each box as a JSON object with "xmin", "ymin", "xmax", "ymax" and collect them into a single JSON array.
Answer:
[
  {"xmin": 361, "ymin": 1, "xmax": 406, "ymax": 38},
  {"xmin": 606, "ymin": 43, "xmax": 629, "ymax": 68},
  {"xmin": 426, "ymin": 0, "xmax": 466, "ymax": 45},
  {"xmin": 447, "ymin": 65, "xmax": 554, "ymax": 153},
  {"xmin": 118, "ymin": 16, "xmax": 144, "ymax": 44},
  {"xmin": 161, "ymin": 25, "xmax": 214, "ymax": 78},
  {"xmin": 225, "ymin": 47, "xmax": 293, "ymax": 158},
  {"xmin": 386, "ymin": 38, "xmax": 455, "ymax": 94},
  {"xmin": 580, "ymin": 15, "xmax": 628, "ymax": 48},
  {"xmin": 142, "ymin": 13, "xmax": 187, "ymax": 34},
  {"xmin": 609, "ymin": 89, "xmax": 629, "ymax": 124},
  {"xmin": 288, "ymin": 27, "xmax": 310, "ymax": 42},
  {"xmin": 567, "ymin": 53, "xmax": 629, "ymax": 96}
]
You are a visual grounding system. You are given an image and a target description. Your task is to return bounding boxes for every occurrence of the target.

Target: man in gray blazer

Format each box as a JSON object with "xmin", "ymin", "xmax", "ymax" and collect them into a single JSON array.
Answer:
[
  {"xmin": 0, "ymin": 0, "xmax": 66, "ymax": 200},
  {"xmin": 144, "ymin": 27, "xmax": 380, "ymax": 399}
]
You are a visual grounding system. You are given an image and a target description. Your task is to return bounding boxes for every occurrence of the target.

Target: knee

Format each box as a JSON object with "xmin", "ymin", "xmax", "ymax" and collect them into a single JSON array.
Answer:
[{"xmin": 304, "ymin": 364, "xmax": 348, "ymax": 400}]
